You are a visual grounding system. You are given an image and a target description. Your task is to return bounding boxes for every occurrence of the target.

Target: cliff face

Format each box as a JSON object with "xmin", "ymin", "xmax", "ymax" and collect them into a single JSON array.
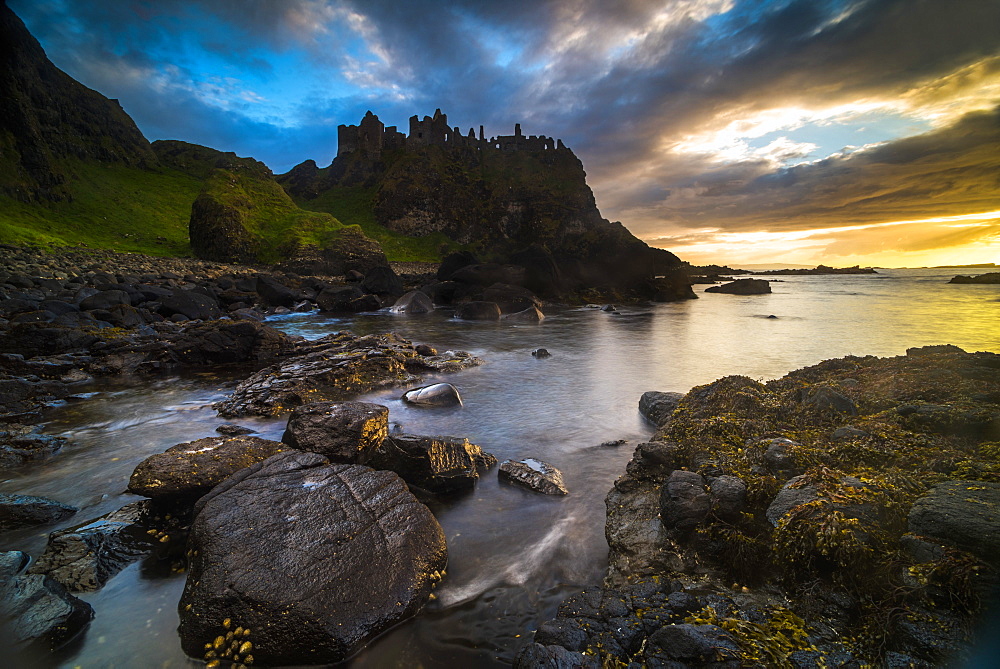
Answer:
[
  {"xmin": 0, "ymin": 0, "xmax": 157, "ymax": 202},
  {"xmin": 281, "ymin": 140, "xmax": 690, "ymax": 297}
]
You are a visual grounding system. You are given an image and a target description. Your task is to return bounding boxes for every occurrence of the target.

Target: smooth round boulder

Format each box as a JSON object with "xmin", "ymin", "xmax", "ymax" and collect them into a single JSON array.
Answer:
[
  {"xmin": 178, "ymin": 451, "xmax": 447, "ymax": 666},
  {"xmin": 454, "ymin": 301, "xmax": 502, "ymax": 321},
  {"xmin": 281, "ymin": 401, "xmax": 389, "ymax": 464},
  {"xmin": 127, "ymin": 436, "xmax": 287, "ymax": 501},
  {"xmin": 659, "ymin": 470, "xmax": 710, "ymax": 535},
  {"xmin": 402, "ymin": 383, "xmax": 463, "ymax": 407},
  {"xmin": 390, "ymin": 290, "xmax": 434, "ymax": 314}
]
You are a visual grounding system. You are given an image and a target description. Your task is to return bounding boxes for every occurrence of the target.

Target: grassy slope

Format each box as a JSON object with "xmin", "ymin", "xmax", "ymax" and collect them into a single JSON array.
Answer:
[
  {"xmin": 0, "ymin": 159, "xmax": 201, "ymax": 256},
  {"xmin": 290, "ymin": 184, "xmax": 460, "ymax": 263}
]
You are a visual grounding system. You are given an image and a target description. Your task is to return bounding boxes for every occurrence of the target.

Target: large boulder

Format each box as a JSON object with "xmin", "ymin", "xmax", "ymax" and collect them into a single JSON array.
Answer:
[
  {"xmin": 360, "ymin": 266, "xmax": 404, "ymax": 300},
  {"xmin": 0, "ymin": 551, "xmax": 94, "ymax": 654},
  {"xmin": 27, "ymin": 501, "xmax": 156, "ymax": 592},
  {"xmin": 482, "ymin": 283, "xmax": 541, "ymax": 314},
  {"xmin": 370, "ymin": 434, "xmax": 497, "ymax": 494},
  {"xmin": 178, "ymin": 451, "xmax": 447, "ymax": 666},
  {"xmin": 504, "ymin": 306, "xmax": 546, "ymax": 322},
  {"xmin": 158, "ymin": 289, "xmax": 223, "ymax": 321},
  {"xmin": 316, "ymin": 285, "xmax": 364, "ymax": 313},
  {"xmin": 0, "ymin": 493, "xmax": 76, "ymax": 531},
  {"xmin": 128, "ymin": 436, "xmax": 288, "ymax": 502},
  {"xmin": 907, "ymin": 480, "xmax": 1000, "ymax": 566},
  {"xmin": 390, "ymin": 290, "xmax": 434, "ymax": 314},
  {"xmin": 255, "ymin": 275, "xmax": 298, "ymax": 307},
  {"xmin": 638, "ymin": 391, "xmax": 684, "ymax": 428},
  {"xmin": 704, "ymin": 278, "xmax": 771, "ymax": 295},
  {"xmin": 281, "ymin": 401, "xmax": 388, "ymax": 464},
  {"xmin": 454, "ymin": 301, "xmax": 502, "ymax": 321},
  {"xmin": 498, "ymin": 458, "xmax": 568, "ymax": 495},
  {"xmin": 658, "ymin": 470, "xmax": 710, "ymax": 535}
]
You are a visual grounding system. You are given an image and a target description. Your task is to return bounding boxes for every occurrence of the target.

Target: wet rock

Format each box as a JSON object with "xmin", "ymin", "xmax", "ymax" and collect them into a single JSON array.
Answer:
[
  {"xmin": 625, "ymin": 441, "xmax": 684, "ymax": 482},
  {"xmin": 705, "ymin": 278, "xmax": 771, "ymax": 294},
  {"xmin": 390, "ymin": 290, "xmax": 434, "ymax": 314},
  {"xmin": 0, "ymin": 430, "xmax": 66, "ymax": 468},
  {"xmin": 907, "ymin": 480, "xmax": 1000, "ymax": 566},
  {"xmin": 504, "ymin": 306, "xmax": 545, "ymax": 322},
  {"xmin": 0, "ymin": 551, "xmax": 94, "ymax": 653},
  {"xmin": 766, "ymin": 474, "xmax": 870, "ymax": 527},
  {"xmin": 642, "ymin": 623, "xmax": 740, "ymax": 666},
  {"xmin": 415, "ymin": 343, "xmax": 437, "ymax": 356},
  {"xmin": 281, "ymin": 401, "xmax": 388, "ymax": 464},
  {"xmin": 532, "ymin": 348, "xmax": 551, "ymax": 358},
  {"xmin": 402, "ymin": 383, "xmax": 463, "ymax": 407},
  {"xmin": 214, "ymin": 423, "xmax": 255, "ymax": 436},
  {"xmin": 436, "ymin": 251, "xmax": 479, "ymax": 280},
  {"xmin": 370, "ymin": 434, "xmax": 497, "ymax": 494},
  {"xmin": 316, "ymin": 285, "xmax": 373, "ymax": 313},
  {"xmin": 498, "ymin": 458, "xmax": 568, "ymax": 495},
  {"xmin": 158, "ymin": 289, "xmax": 222, "ymax": 321},
  {"xmin": 178, "ymin": 451, "xmax": 447, "ymax": 666},
  {"xmin": 215, "ymin": 332, "xmax": 482, "ymax": 417},
  {"xmin": 708, "ymin": 475, "xmax": 747, "ymax": 520},
  {"xmin": 514, "ymin": 643, "xmax": 599, "ymax": 668},
  {"xmin": 638, "ymin": 390, "xmax": 684, "ymax": 428},
  {"xmin": 761, "ymin": 437, "xmax": 803, "ymax": 476},
  {"xmin": 0, "ymin": 494, "xmax": 77, "ymax": 531},
  {"xmin": 78, "ymin": 289, "xmax": 131, "ymax": 311},
  {"xmin": 128, "ymin": 435, "xmax": 288, "ymax": 502},
  {"xmin": 455, "ymin": 301, "xmax": 502, "ymax": 321},
  {"xmin": 255, "ymin": 275, "xmax": 298, "ymax": 307},
  {"xmin": 482, "ymin": 283, "xmax": 541, "ymax": 314},
  {"xmin": 659, "ymin": 470, "xmax": 710, "ymax": 535},
  {"xmin": 606, "ymin": 480, "xmax": 681, "ymax": 584},
  {"xmin": 28, "ymin": 501, "xmax": 156, "ymax": 592},
  {"xmin": 360, "ymin": 266, "xmax": 404, "ymax": 299}
]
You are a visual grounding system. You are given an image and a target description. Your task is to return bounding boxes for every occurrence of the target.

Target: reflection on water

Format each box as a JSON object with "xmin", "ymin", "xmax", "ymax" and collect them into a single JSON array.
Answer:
[{"xmin": 1, "ymin": 269, "xmax": 997, "ymax": 667}]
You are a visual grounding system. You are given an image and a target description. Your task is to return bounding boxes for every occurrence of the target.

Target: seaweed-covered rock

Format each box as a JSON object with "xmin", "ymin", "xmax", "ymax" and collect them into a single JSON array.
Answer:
[
  {"xmin": 370, "ymin": 434, "xmax": 496, "ymax": 494},
  {"xmin": 178, "ymin": 451, "xmax": 446, "ymax": 666},
  {"xmin": 128, "ymin": 435, "xmax": 287, "ymax": 501},
  {"xmin": 27, "ymin": 502, "xmax": 156, "ymax": 592},
  {"xmin": 498, "ymin": 458, "xmax": 568, "ymax": 495},
  {"xmin": 281, "ymin": 401, "xmax": 388, "ymax": 464}
]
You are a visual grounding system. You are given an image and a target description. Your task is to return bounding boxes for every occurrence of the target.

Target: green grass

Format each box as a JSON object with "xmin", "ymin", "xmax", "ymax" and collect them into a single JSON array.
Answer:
[
  {"xmin": 291, "ymin": 184, "xmax": 461, "ymax": 262},
  {"xmin": 0, "ymin": 159, "xmax": 201, "ymax": 256}
]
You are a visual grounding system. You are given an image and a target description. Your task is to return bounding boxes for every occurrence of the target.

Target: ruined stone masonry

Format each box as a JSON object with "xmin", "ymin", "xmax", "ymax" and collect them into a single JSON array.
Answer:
[{"xmin": 336, "ymin": 109, "xmax": 566, "ymax": 158}]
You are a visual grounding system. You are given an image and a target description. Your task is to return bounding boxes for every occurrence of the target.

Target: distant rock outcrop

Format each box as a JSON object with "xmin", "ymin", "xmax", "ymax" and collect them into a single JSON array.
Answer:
[
  {"xmin": 949, "ymin": 272, "xmax": 1000, "ymax": 284},
  {"xmin": 705, "ymin": 278, "xmax": 771, "ymax": 294}
]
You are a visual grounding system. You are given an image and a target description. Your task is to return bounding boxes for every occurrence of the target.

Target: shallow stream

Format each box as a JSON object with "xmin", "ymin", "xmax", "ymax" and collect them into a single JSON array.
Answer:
[{"xmin": 1, "ymin": 268, "xmax": 998, "ymax": 667}]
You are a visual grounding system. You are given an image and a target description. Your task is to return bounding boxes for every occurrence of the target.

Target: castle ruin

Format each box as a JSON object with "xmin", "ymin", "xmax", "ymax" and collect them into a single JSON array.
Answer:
[{"xmin": 337, "ymin": 109, "xmax": 566, "ymax": 158}]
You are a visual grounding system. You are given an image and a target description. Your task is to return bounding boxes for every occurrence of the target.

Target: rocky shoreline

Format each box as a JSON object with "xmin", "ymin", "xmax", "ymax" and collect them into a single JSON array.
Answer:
[{"xmin": 517, "ymin": 345, "xmax": 1000, "ymax": 668}]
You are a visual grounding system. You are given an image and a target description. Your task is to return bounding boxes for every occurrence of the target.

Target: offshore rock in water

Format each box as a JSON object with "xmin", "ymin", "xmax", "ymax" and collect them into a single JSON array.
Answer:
[
  {"xmin": 369, "ymin": 433, "xmax": 496, "ymax": 495},
  {"xmin": 638, "ymin": 390, "xmax": 684, "ymax": 428},
  {"xmin": 503, "ymin": 305, "xmax": 545, "ymax": 322},
  {"xmin": 128, "ymin": 435, "xmax": 287, "ymax": 502},
  {"xmin": 704, "ymin": 278, "xmax": 771, "ymax": 294},
  {"xmin": 281, "ymin": 401, "xmax": 388, "ymax": 464},
  {"xmin": 454, "ymin": 301, "xmax": 502, "ymax": 321},
  {"xmin": 390, "ymin": 290, "xmax": 434, "ymax": 314},
  {"xmin": 0, "ymin": 550, "xmax": 94, "ymax": 654},
  {"xmin": 0, "ymin": 493, "xmax": 76, "ymax": 531},
  {"xmin": 499, "ymin": 458, "xmax": 568, "ymax": 495},
  {"xmin": 178, "ymin": 451, "xmax": 446, "ymax": 666},
  {"xmin": 214, "ymin": 332, "xmax": 482, "ymax": 417},
  {"xmin": 402, "ymin": 383, "xmax": 462, "ymax": 407}
]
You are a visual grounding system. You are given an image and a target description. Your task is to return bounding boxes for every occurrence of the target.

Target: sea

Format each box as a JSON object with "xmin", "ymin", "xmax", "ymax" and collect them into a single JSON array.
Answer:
[{"xmin": 1, "ymin": 267, "xmax": 997, "ymax": 667}]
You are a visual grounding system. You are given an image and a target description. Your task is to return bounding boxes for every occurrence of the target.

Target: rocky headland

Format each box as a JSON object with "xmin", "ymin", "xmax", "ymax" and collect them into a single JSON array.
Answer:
[
  {"xmin": 517, "ymin": 344, "xmax": 1000, "ymax": 668},
  {"xmin": 752, "ymin": 265, "xmax": 879, "ymax": 276},
  {"xmin": 949, "ymin": 272, "xmax": 1000, "ymax": 284}
]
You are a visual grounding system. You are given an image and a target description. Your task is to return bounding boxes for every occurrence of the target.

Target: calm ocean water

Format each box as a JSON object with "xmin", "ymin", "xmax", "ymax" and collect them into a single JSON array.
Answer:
[{"xmin": 2, "ymin": 268, "xmax": 997, "ymax": 667}]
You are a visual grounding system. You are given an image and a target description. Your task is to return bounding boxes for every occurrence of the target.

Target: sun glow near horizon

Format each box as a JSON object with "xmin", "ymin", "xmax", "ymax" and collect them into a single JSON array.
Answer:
[{"xmin": 648, "ymin": 210, "xmax": 1000, "ymax": 268}]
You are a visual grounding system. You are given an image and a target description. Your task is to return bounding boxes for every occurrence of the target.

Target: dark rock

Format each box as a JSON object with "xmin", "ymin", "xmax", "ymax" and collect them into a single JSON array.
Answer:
[
  {"xmin": 402, "ymin": 383, "xmax": 463, "ymax": 407},
  {"xmin": 27, "ymin": 501, "xmax": 155, "ymax": 592},
  {"xmin": 766, "ymin": 474, "xmax": 871, "ymax": 527},
  {"xmin": 705, "ymin": 278, "xmax": 771, "ymax": 294},
  {"xmin": 78, "ymin": 289, "xmax": 131, "ymax": 310},
  {"xmin": 451, "ymin": 263, "xmax": 526, "ymax": 287},
  {"xmin": 415, "ymin": 343, "xmax": 437, "ymax": 356},
  {"xmin": 0, "ymin": 551, "xmax": 94, "ymax": 653},
  {"xmin": 370, "ymin": 434, "xmax": 496, "ymax": 494},
  {"xmin": 514, "ymin": 643, "xmax": 599, "ymax": 668},
  {"xmin": 348, "ymin": 293, "xmax": 382, "ymax": 311},
  {"xmin": 642, "ymin": 623, "xmax": 740, "ymax": 666},
  {"xmin": 499, "ymin": 458, "xmax": 568, "ymax": 495},
  {"xmin": 761, "ymin": 437, "xmax": 803, "ymax": 475},
  {"xmin": 128, "ymin": 435, "xmax": 288, "ymax": 501},
  {"xmin": 532, "ymin": 348, "xmax": 551, "ymax": 358},
  {"xmin": 949, "ymin": 273, "xmax": 1000, "ymax": 284},
  {"xmin": 437, "ymin": 251, "xmax": 479, "ymax": 280},
  {"xmin": 390, "ymin": 290, "xmax": 434, "ymax": 314},
  {"xmin": 157, "ymin": 319, "xmax": 294, "ymax": 367},
  {"xmin": 316, "ymin": 285, "xmax": 363, "ymax": 312},
  {"xmin": 281, "ymin": 401, "xmax": 388, "ymax": 464},
  {"xmin": 832, "ymin": 425, "xmax": 869, "ymax": 441},
  {"xmin": 625, "ymin": 441, "xmax": 684, "ymax": 482},
  {"xmin": 455, "ymin": 301, "xmax": 502, "ymax": 321},
  {"xmin": 103, "ymin": 303, "xmax": 144, "ymax": 328},
  {"xmin": 215, "ymin": 423, "xmax": 255, "ymax": 436},
  {"xmin": 482, "ymin": 283, "xmax": 541, "ymax": 314},
  {"xmin": 804, "ymin": 386, "xmax": 858, "ymax": 415},
  {"xmin": 659, "ymin": 470, "xmax": 710, "ymax": 535},
  {"xmin": 638, "ymin": 391, "xmax": 684, "ymax": 428},
  {"xmin": 0, "ymin": 493, "xmax": 77, "ymax": 531},
  {"xmin": 177, "ymin": 451, "xmax": 447, "ymax": 666},
  {"xmin": 708, "ymin": 475, "xmax": 747, "ymax": 520},
  {"xmin": 907, "ymin": 480, "xmax": 1000, "ymax": 566},
  {"xmin": 0, "ymin": 430, "xmax": 65, "ymax": 468},
  {"xmin": 509, "ymin": 245, "xmax": 563, "ymax": 297},
  {"xmin": 255, "ymin": 276, "xmax": 298, "ymax": 307},
  {"xmin": 600, "ymin": 439, "xmax": 627, "ymax": 448},
  {"xmin": 360, "ymin": 266, "xmax": 404, "ymax": 299},
  {"xmin": 158, "ymin": 289, "xmax": 222, "ymax": 321}
]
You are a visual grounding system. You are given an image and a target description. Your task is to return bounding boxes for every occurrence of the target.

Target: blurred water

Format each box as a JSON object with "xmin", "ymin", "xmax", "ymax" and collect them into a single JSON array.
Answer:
[{"xmin": 1, "ymin": 268, "xmax": 997, "ymax": 667}]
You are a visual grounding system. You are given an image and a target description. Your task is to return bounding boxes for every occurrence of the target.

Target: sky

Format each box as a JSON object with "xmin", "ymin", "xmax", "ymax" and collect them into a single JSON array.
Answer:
[{"xmin": 11, "ymin": 0, "xmax": 1000, "ymax": 267}]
